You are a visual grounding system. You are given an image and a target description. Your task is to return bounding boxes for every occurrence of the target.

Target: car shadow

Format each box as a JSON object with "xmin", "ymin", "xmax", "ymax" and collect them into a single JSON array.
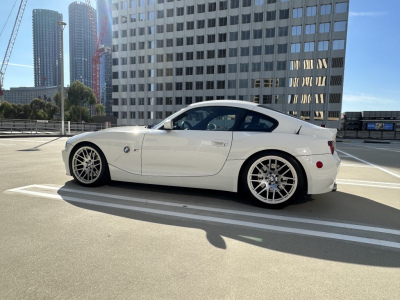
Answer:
[{"xmin": 57, "ymin": 180, "xmax": 400, "ymax": 268}]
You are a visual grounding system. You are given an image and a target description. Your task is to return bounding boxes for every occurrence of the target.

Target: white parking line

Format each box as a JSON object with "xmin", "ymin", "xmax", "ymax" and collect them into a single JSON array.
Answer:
[
  {"xmin": 340, "ymin": 164, "xmax": 375, "ymax": 168},
  {"xmin": 336, "ymin": 150, "xmax": 400, "ymax": 179},
  {"xmin": 0, "ymin": 139, "xmax": 54, "ymax": 143},
  {"xmin": 8, "ymin": 184, "xmax": 400, "ymax": 236},
  {"xmin": 6, "ymin": 186, "xmax": 400, "ymax": 249}
]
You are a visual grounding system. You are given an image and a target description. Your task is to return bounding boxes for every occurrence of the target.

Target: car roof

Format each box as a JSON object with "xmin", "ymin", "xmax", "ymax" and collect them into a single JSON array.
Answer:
[{"xmin": 188, "ymin": 100, "xmax": 258, "ymax": 110}]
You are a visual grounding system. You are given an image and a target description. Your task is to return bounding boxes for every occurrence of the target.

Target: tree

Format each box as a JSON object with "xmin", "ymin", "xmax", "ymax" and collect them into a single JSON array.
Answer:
[
  {"xmin": 66, "ymin": 105, "xmax": 90, "ymax": 122},
  {"xmin": 29, "ymin": 98, "xmax": 48, "ymax": 120},
  {"xmin": 94, "ymin": 104, "xmax": 106, "ymax": 116},
  {"xmin": 0, "ymin": 101, "xmax": 17, "ymax": 119},
  {"xmin": 66, "ymin": 81, "xmax": 96, "ymax": 108}
]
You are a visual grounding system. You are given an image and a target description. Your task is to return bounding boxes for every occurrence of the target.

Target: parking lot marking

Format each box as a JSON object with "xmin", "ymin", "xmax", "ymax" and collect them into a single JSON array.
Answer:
[
  {"xmin": 336, "ymin": 150, "xmax": 400, "ymax": 179},
  {"xmin": 340, "ymin": 164, "xmax": 375, "ymax": 168},
  {"xmin": 6, "ymin": 187, "xmax": 400, "ymax": 249},
  {"xmin": 337, "ymin": 180, "xmax": 400, "ymax": 190},
  {"xmin": 8, "ymin": 184, "xmax": 400, "ymax": 236}
]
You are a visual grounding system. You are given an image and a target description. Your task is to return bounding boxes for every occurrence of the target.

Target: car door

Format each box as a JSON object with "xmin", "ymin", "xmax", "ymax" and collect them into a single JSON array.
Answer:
[{"xmin": 142, "ymin": 106, "xmax": 245, "ymax": 177}]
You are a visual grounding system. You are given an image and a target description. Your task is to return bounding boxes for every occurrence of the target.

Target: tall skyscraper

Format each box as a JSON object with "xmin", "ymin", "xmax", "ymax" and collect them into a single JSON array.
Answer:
[
  {"xmin": 68, "ymin": 1, "xmax": 97, "ymax": 88},
  {"xmin": 97, "ymin": 0, "xmax": 113, "ymax": 116},
  {"xmin": 32, "ymin": 9, "xmax": 63, "ymax": 87},
  {"xmin": 111, "ymin": 0, "xmax": 349, "ymax": 129}
]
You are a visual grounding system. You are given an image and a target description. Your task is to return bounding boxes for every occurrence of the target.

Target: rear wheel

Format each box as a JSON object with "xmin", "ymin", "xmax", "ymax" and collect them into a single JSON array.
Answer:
[
  {"xmin": 241, "ymin": 151, "xmax": 305, "ymax": 208},
  {"xmin": 70, "ymin": 143, "xmax": 109, "ymax": 187}
]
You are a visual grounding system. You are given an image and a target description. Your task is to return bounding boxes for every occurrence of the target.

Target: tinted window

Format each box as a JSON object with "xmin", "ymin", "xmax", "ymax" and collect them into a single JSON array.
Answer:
[
  {"xmin": 172, "ymin": 107, "xmax": 245, "ymax": 131},
  {"xmin": 237, "ymin": 111, "xmax": 278, "ymax": 132}
]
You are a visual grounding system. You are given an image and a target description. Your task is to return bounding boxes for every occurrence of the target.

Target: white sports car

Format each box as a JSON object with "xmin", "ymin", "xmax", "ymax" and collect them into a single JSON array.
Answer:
[{"xmin": 62, "ymin": 100, "xmax": 340, "ymax": 208}]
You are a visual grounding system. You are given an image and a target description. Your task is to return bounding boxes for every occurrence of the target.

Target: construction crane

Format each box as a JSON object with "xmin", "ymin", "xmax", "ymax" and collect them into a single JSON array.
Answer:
[
  {"xmin": 0, "ymin": 0, "xmax": 28, "ymax": 102},
  {"xmin": 85, "ymin": 0, "xmax": 110, "ymax": 103}
]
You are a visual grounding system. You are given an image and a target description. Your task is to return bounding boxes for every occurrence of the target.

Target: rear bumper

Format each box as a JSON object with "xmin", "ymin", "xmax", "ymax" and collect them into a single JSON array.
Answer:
[{"xmin": 298, "ymin": 152, "xmax": 341, "ymax": 195}]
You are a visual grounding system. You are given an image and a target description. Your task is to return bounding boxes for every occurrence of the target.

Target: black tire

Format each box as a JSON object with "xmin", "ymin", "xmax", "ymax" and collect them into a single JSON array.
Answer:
[
  {"xmin": 240, "ymin": 151, "xmax": 305, "ymax": 208},
  {"xmin": 69, "ymin": 142, "xmax": 110, "ymax": 187}
]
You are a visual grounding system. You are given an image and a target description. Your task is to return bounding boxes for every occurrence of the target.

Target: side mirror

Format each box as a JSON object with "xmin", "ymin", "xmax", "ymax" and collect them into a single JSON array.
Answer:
[{"xmin": 164, "ymin": 119, "xmax": 173, "ymax": 130}]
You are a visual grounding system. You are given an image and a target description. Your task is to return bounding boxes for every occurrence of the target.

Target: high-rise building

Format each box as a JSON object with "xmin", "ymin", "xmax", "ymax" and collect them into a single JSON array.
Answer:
[
  {"xmin": 69, "ymin": 1, "xmax": 97, "ymax": 88},
  {"xmin": 32, "ymin": 9, "xmax": 63, "ymax": 87},
  {"xmin": 111, "ymin": 0, "xmax": 349, "ymax": 128},
  {"xmin": 97, "ymin": 0, "xmax": 113, "ymax": 116}
]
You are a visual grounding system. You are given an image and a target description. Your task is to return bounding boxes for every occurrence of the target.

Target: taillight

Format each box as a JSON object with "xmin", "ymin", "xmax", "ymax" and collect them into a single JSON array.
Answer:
[{"xmin": 328, "ymin": 141, "xmax": 335, "ymax": 155}]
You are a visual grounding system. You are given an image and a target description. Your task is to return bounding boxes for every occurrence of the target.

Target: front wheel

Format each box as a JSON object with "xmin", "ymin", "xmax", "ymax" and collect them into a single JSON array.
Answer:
[
  {"xmin": 70, "ymin": 143, "xmax": 110, "ymax": 187},
  {"xmin": 241, "ymin": 151, "xmax": 305, "ymax": 208}
]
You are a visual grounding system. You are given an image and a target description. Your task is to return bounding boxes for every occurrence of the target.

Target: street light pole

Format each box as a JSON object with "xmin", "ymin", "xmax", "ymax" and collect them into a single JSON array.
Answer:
[{"xmin": 58, "ymin": 21, "xmax": 67, "ymax": 135}]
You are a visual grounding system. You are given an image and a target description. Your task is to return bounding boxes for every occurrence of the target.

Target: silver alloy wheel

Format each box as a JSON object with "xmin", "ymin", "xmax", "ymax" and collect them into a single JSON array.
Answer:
[
  {"xmin": 247, "ymin": 156, "xmax": 298, "ymax": 204},
  {"xmin": 72, "ymin": 146, "xmax": 102, "ymax": 184}
]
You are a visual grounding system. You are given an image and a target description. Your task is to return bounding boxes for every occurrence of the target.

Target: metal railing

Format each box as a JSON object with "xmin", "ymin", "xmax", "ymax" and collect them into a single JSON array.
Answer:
[
  {"xmin": 337, "ymin": 130, "xmax": 400, "ymax": 140},
  {"xmin": 0, "ymin": 119, "xmax": 121, "ymax": 135}
]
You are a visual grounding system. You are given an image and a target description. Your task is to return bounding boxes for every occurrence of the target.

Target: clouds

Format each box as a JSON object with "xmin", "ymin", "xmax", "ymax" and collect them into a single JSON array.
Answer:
[
  {"xmin": 349, "ymin": 11, "xmax": 387, "ymax": 17},
  {"xmin": 342, "ymin": 93, "xmax": 400, "ymax": 111},
  {"xmin": 6, "ymin": 63, "xmax": 33, "ymax": 68}
]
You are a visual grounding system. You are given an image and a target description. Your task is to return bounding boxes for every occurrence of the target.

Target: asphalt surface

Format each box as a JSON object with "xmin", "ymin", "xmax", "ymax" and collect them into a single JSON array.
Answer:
[{"xmin": 0, "ymin": 137, "xmax": 399, "ymax": 299}]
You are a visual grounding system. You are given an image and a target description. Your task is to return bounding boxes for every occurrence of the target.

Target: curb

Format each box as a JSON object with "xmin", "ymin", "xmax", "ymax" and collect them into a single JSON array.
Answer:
[{"xmin": 363, "ymin": 139, "xmax": 391, "ymax": 144}]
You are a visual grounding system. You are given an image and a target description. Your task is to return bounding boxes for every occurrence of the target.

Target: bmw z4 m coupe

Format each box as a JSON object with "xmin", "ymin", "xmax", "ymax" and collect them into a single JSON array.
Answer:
[{"xmin": 62, "ymin": 100, "xmax": 340, "ymax": 208}]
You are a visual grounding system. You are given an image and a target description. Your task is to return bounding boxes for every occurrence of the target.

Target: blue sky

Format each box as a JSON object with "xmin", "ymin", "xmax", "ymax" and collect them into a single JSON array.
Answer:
[{"xmin": 0, "ymin": 0, "xmax": 399, "ymax": 112}]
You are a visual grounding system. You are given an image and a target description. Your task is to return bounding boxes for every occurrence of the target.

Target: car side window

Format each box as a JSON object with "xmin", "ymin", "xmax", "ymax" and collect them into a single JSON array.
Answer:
[
  {"xmin": 172, "ymin": 106, "xmax": 245, "ymax": 131},
  {"xmin": 237, "ymin": 111, "xmax": 278, "ymax": 132}
]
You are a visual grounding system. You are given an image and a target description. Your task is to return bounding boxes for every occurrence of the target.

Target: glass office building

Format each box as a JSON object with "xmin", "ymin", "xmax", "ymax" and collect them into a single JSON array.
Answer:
[
  {"xmin": 69, "ymin": 1, "xmax": 97, "ymax": 88},
  {"xmin": 111, "ymin": 0, "xmax": 349, "ymax": 128},
  {"xmin": 32, "ymin": 9, "xmax": 63, "ymax": 87},
  {"xmin": 97, "ymin": 0, "xmax": 113, "ymax": 116}
]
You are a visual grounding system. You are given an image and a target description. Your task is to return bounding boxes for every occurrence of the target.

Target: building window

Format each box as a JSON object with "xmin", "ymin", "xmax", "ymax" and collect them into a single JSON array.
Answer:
[
  {"xmin": 253, "ymin": 29, "xmax": 262, "ymax": 39},
  {"xmin": 240, "ymin": 63, "xmax": 249, "ymax": 72},
  {"xmin": 265, "ymin": 28, "xmax": 275, "ymax": 38},
  {"xmin": 293, "ymin": 8, "xmax": 302, "ymax": 18},
  {"xmin": 239, "ymin": 79, "xmax": 248, "ymax": 89},
  {"xmin": 265, "ymin": 45, "xmax": 274, "ymax": 55},
  {"xmin": 320, "ymin": 23, "xmax": 330, "ymax": 33},
  {"xmin": 217, "ymin": 81, "xmax": 225, "ymax": 89},
  {"xmin": 207, "ymin": 50, "xmax": 215, "ymax": 59},
  {"xmin": 328, "ymin": 111, "xmax": 340, "ymax": 121},
  {"xmin": 276, "ymin": 78, "xmax": 286, "ymax": 87},
  {"xmin": 196, "ymin": 82, "xmax": 203, "ymax": 90},
  {"xmin": 206, "ymin": 81, "xmax": 214, "ymax": 89},
  {"xmin": 335, "ymin": 3, "xmax": 348, "ymax": 13},
  {"xmin": 219, "ymin": 33, "xmax": 227, "ymax": 42},
  {"xmin": 315, "ymin": 94, "xmax": 325, "ymax": 104},
  {"xmin": 187, "ymin": 21, "xmax": 194, "ymax": 30},
  {"xmin": 264, "ymin": 62, "xmax": 273, "ymax": 71},
  {"xmin": 230, "ymin": 15, "xmax": 239, "ymax": 25},
  {"xmin": 278, "ymin": 26, "xmax": 288, "ymax": 37},
  {"xmin": 241, "ymin": 30, "xmax": 250, "ymax": 40},
  {"xmin": 277, "ymin": 61, "xmax": 287, "ymax": 70},
  {"xmin": 196, "ymin": 66, "xmax": 204, "ymax": 74},
  {"xmin": 196, "ymin": 51, "xmax": 204, "ymax": 60},
  {"xmin": 290, "ymin": 60, "xmax": 300, "ymax": 70},
  {"xmin": 177, "ymin": 7, "xmax": 184, "ymax": 16},
  {"xmin": 208, "ymin": 2, "xmax": 216, "ymax": 12},
  {"xmin": 304, "ymin": 42, "xmax": 315, "ymax": 52},
  {"xmin": 231, "ymin": 0, "xmax": 239, "ymax": 9},
  {"xmin": 252, "ymin": 79, "xmax": 261, "ymax": 88},
  {"xmin": 279, "ymin": 9, "xmax": 289, "ymax": 19},
  {"xmin": 197, "ymin": 4, "xmax": 205, "ymax": 13},
  {"xmin": 186, "ymin": 82, "xmax": 193, "ymax": 90},
  {"xmin": 177, "ymin": 23, "xmax": 183, "ymax": 31},
  {"xmin": 305, "ymin": 24, "xmax": 316, "ymax": 34},
  {"xmin": 186, "ymin": 67, "xmax": 193, "ymax": 75},
  {"xmin": 330, "ymin": 76, "xmax": 343, "ymax": 86},
  {"xmin": 266, "ymin": 11, "xmax": 276, "ymax": 21},
  {"xmin": 230, "ymin": 32, "xmax": 238, "ymax": 41},
  {"xmin": 264, "ymin": 78, "xmax": 273, "ymax": 88},
  {"xmin": 316, "ymin": 76, "xmax": 327, "ymax": 86},
  {"xmin": 243, "ymin": 0, "xmax": 251, "ymax": 7},
  {"xmin": 289, "ymin": 78, "xmax": 299, "ymax": 87},
  {"xmin": 332, "ymin": 57, "xmax": 344, "ymax": 68},
  {"xmin": 219, "ymin": 17, "xmax": 227, "ymax": 26},
  {"xmin": 176, "ymin": 82, "xmax": 183, "ymax": 90},
  {"xmin": 333, "ymin": 40, "xmax": 345, "ymax": 50},
  {"xmin": 254, "ymin": 12, "xmax": 263, "ymax": 22},
  {"xmin": 208, "ymin": 34, "xmax": 216, "ymax": 43},
  {"xmin": 218, "ymin": 49, "xmax": 226, "ymax": 58},
  {"xmin": 228, "ymin": 80, "xmax": 236, "ymax": 89},
  {"xmin": 187, "ymin": 6, "xmax": 194, "ymax": 14},
  {"xmin": 277, "ymin": 44, "xmax": 288, "ymax": 54},
  {"xmin": 242, "ymin": 14, "xmax": 251, "ymax": 24},
  {"xmin": 253, "ymin": 46, "xmax": 262, "ymax": 55},
  {"xmin": 176, "ymin": 97, "xmax": 183, "ymax": 105},
  {"xmin": 208, "ymin": 18, "xmax": 216, "ymax": 28},
  {"xmin": 229, "ymin": 48, "xmax": 238, "ymax": 57},
  {"xmin": 228, "ymin": 64, "xmax": 237, "ymax": 73},
  {"xmin": 306, "ymin": 6, "xmax": 317, "ymax": 16},
  {"xmin": 321, "ymin": 4, "xmax": 331, "ymax": 15},
  {"xmin": 334, "ymin": 21, "xmax": 347, "ymax": 32},
  {"xmin": 292, "ymin": 26, "xmax": 301, "ymax": 36},
  {"xmin": 302, "ymin": 77, "xmax": 313, "ymax": 87},
  {"xmin": 176, "ymin": 68, "xmax": 183, "ymax": 76},
  {"xmin": 197, "ymin": 20, "xmax": 205, "ymax": 29},
  {"xmin": 207, "ymin": 66, "xmax": 214, "ymax": 74},
  {"xmin": 317, "ymin": 58, "xmax": 328, "ymax": 69},
  {"xmin": 240, "ymin": 47, "xmax": 249, "ymax": 56},
  {"xmin": 252, "ymin": 62, "xmax": 261, "ymax": 72},
  {"xmin": 318, "ymin": 41, "xmax": 329, "ymax": 51},
  {"xmin": 329, "ymin": 94, "xmax": 341, "ymax": 103}
]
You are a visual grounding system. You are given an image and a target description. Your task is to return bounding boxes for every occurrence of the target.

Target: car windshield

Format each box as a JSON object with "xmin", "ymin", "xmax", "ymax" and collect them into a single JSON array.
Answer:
[{"xmin": 151, "ymin": 109, "xmax": 185, "ymax": 129}]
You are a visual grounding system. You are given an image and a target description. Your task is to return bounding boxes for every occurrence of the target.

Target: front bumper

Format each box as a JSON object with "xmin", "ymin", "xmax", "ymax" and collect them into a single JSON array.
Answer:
[{"xmin": 62, "ymin": 143, "xmax": 73, "ymax": 176}]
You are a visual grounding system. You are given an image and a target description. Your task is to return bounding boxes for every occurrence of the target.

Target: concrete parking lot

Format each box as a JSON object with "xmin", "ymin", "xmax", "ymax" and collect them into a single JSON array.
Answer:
[{"xmin": 0, "ymin": 137, "xmax": 399, "ymax": 299}]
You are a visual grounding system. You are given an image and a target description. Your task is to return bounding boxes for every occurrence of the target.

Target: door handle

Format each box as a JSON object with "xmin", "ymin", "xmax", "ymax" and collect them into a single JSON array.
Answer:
[{"xmin": 212, "ymin": 140, "xmax": 228, "ymax": 147}]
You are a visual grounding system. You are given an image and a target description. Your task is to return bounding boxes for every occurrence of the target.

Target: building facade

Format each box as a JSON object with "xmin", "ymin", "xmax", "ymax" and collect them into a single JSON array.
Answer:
[
  {"xmin": 69, "ymin": 1, "xmax": 97, "ymax": 88},
  {"xmin": 111, "ymin": 0, "xmax": 349, "ymax": 128},
  {"xmin": 97, "ymin": 0, "xmax": 114, "ymax": 116},
  {"xmin": 32, "ymin": 9, "xmax": 63, "ymax": 87},
  {"xmin": 3, "ymin": 86, "xmax": 60, "ymax": 105}
]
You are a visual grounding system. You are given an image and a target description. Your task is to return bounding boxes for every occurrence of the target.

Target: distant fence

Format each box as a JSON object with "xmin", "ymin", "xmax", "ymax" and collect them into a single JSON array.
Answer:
[
  {"xmin": 0, "ymin": 119, "xmax": 119, "ymax": 135},
  {"xmin": 337, "ymin": 130, "xmax": 400, "ymax": 140}
]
